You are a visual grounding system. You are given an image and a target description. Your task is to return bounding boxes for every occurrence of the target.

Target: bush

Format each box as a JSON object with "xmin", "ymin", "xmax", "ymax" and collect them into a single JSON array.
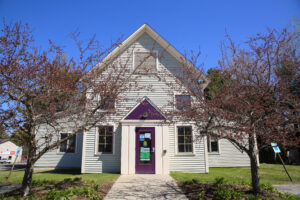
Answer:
[
  {"xmin": 213, "ymin": 177, "xmax": 226, "ymax": 187},
  {"xmin": 214, "ymin": 186, "xmax": 244, "ymax": 200},
  {"xmin": 45, "ymin": 186, "xmax": 103, "ymax": 200}
]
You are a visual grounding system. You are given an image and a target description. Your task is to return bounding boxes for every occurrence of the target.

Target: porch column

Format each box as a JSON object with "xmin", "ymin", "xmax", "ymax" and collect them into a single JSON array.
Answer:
[{"xmin": 121, "ymin": 125, "xmax": 129, "ymax": 174}]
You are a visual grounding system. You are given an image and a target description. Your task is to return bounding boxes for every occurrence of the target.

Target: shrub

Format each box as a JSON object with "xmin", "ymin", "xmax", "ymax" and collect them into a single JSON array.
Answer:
[
  {"xmin": 214, "ymin": 186, "xmax": 244, "ymax": 200},
  {"xmin": 213, "ymin": 177, "xmax": 226, "ymax": 187}
]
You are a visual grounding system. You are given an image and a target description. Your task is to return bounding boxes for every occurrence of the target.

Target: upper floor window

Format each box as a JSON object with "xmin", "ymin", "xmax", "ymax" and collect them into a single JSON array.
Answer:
[
  {"xmin": 134, "ymin": 51, "xmax": 157, "ymax": 73},
  {"xmin": 59, "ymin": 133, "xmax": 76, "ymax": 153},
  {"xmin": 175, "ymin": 95, "xmax": 191, "ymax": 111},
  {"xmin": 97, "ymin": 126, "xmax": 114, "ymax": 154},
  {"xmin": 100, "ymin": 97, "xmax": 115, "ymax": 110},
  {"xmin": 207, "ymin": 136, "xmax": 219, "ymax": 153},
  {"xmin": 177, "ymin": 126, "xmax": 193, "ymax": 153}
]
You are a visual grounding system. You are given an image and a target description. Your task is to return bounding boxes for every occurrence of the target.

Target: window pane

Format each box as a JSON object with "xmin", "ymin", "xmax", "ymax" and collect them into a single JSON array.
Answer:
[
  {"xmin": 99, "ymin": 144, "xmax": 112, "ymax": 153},
  {"xmin": 185, "ymin": 136, "xmax": 192, "ymax": 143},
  {"xmin": 100, "ymin": 98, "xmax": 115, "ymax": 110},
  {"xmin": 184, "ymin": 127, "xmax": 192, "ymax": 136},
  {"xmin": 176, "ymin": 95, "xmax": 191, "ymax": 110},
  {"xmin": 178, "ymin": 127, "xmax": 184, "ymax": 135},
  {"xmin": 134, "ymin": 52, "xmax": 157, "ymax": 73},
  {"xmin": 178, "ymin": 136, "xmax": 185, "ymax": 143},
  {"xmin": 60, "ymin": 134, "xmax": 68, "ymax": 152},
  {"xmin": 211, "ymin": 141, "xmax": 219, "ymax": 152},
  {"xmin": 67, "ymin": 135, "xmax": 76, "ymax": 153},
  {"xmin": 178, "ymin": 144, "xmax": 185, "ymax": 152},
  {"xmin": 106, "ymin": 136, "xmax": 113, "ymax": 144},
  {"xmin": 185, "ymin": 144, "xmax": 193, "ymax": 152}
]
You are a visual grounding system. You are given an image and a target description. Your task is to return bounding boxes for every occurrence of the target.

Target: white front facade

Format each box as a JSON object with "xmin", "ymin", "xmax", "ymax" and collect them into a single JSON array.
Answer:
[{"xmin": 35, "ymin": 24, "xmax": 251, "ymax": 173}]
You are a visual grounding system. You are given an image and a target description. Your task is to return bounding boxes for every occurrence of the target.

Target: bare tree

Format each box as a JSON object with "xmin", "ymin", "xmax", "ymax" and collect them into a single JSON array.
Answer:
[
  {"xmin": 0, "ymin": 21, "xmax": 145, "ymax": 196},
  {"xmin": 166, "ymin": 28, "xmax": 300, "ymax": 194}
]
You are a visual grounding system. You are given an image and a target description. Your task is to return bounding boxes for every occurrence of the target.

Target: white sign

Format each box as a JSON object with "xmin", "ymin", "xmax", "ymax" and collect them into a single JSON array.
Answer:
[{"xmin": 271, "ymin": 143, "xmax": 281, "ymax": 154}]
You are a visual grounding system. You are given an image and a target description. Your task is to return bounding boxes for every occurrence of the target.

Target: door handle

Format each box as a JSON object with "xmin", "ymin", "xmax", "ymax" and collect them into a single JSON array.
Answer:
[{"xmin": 152, "ymin": 147, "xmax": 155, "ymax": 152}]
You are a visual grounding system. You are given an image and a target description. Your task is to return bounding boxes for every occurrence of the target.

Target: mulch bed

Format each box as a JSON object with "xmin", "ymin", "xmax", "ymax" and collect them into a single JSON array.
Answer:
[{"xmin": 177, "ymin": 182, "xmax": 283, "ymax": 200}]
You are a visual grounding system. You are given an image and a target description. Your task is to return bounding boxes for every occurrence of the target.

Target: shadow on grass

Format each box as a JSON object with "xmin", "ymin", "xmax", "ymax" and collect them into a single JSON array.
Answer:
[{"xmin": 35, "ymin": 168, "xmax": 82, "ymax": 175}]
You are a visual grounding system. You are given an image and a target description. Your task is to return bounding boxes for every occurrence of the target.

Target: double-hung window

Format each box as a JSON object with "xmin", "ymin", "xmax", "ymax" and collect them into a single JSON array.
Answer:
[
  {"xmin": 207, "ymin": 136, "xmax": 219, "ymax": 153},
  {"xmin": 97, "ymin": 126, "xmax": 113, "ymax": 154},
  {"xmin": 59, "ymin": 133, "xmax": 76, "ymax": 153},
  {"xmin": 177, "ymin": 126, "xmax": 193, "ymax": 153}
]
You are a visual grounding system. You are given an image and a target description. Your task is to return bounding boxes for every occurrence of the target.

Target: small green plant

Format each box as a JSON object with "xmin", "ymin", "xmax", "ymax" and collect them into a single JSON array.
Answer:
[
  {"xmin": 197, "ymin": 188, "xmax": 205, "ymax": 199},
  {"xmin": 214, "ymin": 186, "xmax": 244, "ymax": 200},
  {"xmin": 260, "ymin": 182, "xmax": 276, "ymax": 193},
  {"xmin": 213, "ymin": 177, "xmax": 226, "ymax": 187}
]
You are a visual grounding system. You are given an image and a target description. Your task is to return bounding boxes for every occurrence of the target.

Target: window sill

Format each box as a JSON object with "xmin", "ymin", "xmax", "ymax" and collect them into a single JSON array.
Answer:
[
  {"xmin": 56, "ymin": 152, "xmax": 77, "ymax": 155},
  {"xmin": 208, "ymin": 152, "xmax": 220, "ymax": 155},
  {"xmin": 175, "ymin": 153, "xmax": 195, "ymax": 156},
  {"xmin": 94, "ymin": 152, "xmax": 114, "ymax": 156}
]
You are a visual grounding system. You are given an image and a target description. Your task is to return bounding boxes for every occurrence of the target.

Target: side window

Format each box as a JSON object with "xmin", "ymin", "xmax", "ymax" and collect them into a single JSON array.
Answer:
[
  {"xmin": 207, "ymin": 136, "xmax": 219, "ymax": 153},
  {"xmin": 98, "ymin": 126, "xmax": 114, "ymax": 154},
  {"xmin": 134, "ymin": 51, "xmax": 157, "ymax": 73},
  {"xmin": 59, "ymin": 133, "xmax": 76, "ymax": 153},
  {"xmin": 100, "ymin": 97, "xmax": 115, "ymax": 110},
  {"xmin": 175, "ymin": 95, "xmax": 191, "ymax": 111},
  {"xmin": 177, "ymin": 126, "xmax": 193, "ymax": 153}
]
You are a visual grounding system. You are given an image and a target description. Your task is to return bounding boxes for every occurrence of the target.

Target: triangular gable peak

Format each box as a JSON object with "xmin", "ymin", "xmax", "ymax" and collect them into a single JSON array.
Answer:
[
  {"xmin": 89, "ymin": 23, "xmax": 209, "ymax": 88},
  {"xmin": 123, "ymin": 98, "xmax": 166, "ymax": 120}
]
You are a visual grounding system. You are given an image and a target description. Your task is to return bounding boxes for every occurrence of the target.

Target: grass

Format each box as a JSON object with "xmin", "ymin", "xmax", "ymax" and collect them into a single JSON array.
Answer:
[
  {"xmin": 0, "ymin": 168, "xmax": 120, "ymax": 184},
  {"xmin": 171, "ymin": 164, "xmax": 300, "ymax": 185}
]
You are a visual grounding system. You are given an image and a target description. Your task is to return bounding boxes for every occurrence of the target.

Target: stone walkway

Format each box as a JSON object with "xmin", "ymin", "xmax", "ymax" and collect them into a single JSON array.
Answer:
[
  {"xmin": 273, "ymin": 184, "xmax": 300, "ymax": 195},
  {"xmin": 0, "ymin": 184, "xmax": 21, "ymax": 194},
  {"xmin": 104, "ymin": 174, "xmax": 187, "ymax": 200}
]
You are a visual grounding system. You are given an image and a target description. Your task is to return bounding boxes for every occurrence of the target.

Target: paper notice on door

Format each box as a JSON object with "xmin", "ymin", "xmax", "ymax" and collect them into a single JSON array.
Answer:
[
  {"xmin": 139, "ymin": 134, "xmax": 145, "ymax": 141},
  {"xmin": 140, "ymin": 147, "xmax": 150, "ymax": 161},
  {"xmin": 144, "ymin": 133, "xmax": 151, "ymax": 139}
]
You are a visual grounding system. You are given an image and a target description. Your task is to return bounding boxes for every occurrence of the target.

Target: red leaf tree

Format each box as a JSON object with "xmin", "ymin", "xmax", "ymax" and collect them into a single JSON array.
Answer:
[
  {"xmin": 0, "ymin": 22, "xmax": 141, "ymax": 196},
  {"xmin": 167, "ymin": 28, "xmax": 300, "ymax": 194}
]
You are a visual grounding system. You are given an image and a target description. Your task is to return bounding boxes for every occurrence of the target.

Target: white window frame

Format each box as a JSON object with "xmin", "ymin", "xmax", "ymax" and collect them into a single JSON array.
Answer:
[
  {"xmin": 95, "ymin": 124, "xmax": 115, "ymax": 155},
  {"xmin": 57, "ymin": 133, "xmax": 78, "ymax": 154},
  {"xmin": 173, "ymin": 92, "xmax": 192, "ymax": 111},
  {"xmin": 132, "ymin": 50, "xmax": 159, "ymax": 73},
  {"xmin": 207, "ymin": 136, "xmax": 220, "ymax": 154},
  {"xmin": 175, "ymin": 124, "xmax": 195, "ymax": 156}
]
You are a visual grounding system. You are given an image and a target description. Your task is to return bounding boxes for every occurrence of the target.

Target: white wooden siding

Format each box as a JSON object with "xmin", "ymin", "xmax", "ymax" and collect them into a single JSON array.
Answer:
[
  {"xmin": 208, "ymin": 139, "xmax": 250, "ymax": 167},
  {"xmin": 168, "ymin": 125, "xmax": 207, "ymax": 173},
  {"xmin": 82, "ymin": 125, "xmax": 121, "ymax": 173},
  {"xmin": 35, "ymin": 133, "xmax": 83, "ymax": 168}
]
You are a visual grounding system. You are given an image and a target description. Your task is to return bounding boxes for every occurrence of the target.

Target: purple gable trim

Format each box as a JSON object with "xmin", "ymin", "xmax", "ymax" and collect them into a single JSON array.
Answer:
[{"xmin": 125, "ymin": 99, "xmax": 166, "ymax": 120}]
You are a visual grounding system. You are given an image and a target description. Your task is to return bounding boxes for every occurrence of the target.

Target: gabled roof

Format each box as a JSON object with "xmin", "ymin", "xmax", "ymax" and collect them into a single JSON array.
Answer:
[
  {"xmin": 122, "ymin": 97, "xmax": 167, "ymax": 121},
  {"xmin": 90, "ymin": 24, "xmax": 209, "ymax": 87},
  {"xmin": 0, "ymin": 138, "xmax": 10, "ymax": 145}
]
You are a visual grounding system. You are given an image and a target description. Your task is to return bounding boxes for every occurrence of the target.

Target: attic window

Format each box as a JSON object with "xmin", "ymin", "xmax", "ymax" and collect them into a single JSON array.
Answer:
[{"xmin": 134, "ymin": 51, "xmax": 157, "ymax": 73}]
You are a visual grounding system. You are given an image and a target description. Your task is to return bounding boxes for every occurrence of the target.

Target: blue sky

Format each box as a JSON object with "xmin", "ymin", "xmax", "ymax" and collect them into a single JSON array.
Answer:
[{"xmin": 0, "ymin": 0, "xmax": 299, "ymax": 72}]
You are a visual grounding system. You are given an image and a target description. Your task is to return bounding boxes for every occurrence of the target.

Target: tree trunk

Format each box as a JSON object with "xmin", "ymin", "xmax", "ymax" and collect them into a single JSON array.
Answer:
[
  {"xmin": 21, "ymin": 127, "xmax": 36, "ymax": 197},
  {"xmin": 249, "ymin": 135, "xmax": 261, "ymax": 194},
  {"xmin": 21, "ymin": 155, "xmax": 35, "ymax": 196}
]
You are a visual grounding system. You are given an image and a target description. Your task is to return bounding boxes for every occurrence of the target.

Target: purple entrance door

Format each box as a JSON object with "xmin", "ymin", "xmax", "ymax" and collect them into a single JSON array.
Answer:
[{"xmin": 135, "ymin": 127, "xmax": 155, "ymax": 174}]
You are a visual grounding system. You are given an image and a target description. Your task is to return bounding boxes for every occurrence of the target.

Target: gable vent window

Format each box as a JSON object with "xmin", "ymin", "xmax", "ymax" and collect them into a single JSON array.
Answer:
[{"xmin": 134, "ymin": 52, "xmax": 157, "ymax": 73}]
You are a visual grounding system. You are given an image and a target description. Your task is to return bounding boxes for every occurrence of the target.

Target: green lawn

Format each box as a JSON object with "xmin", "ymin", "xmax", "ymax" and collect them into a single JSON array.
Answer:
[
  {"xmin": 0, "ymin": 168, "xmax": 120, "ymax": 184},
  {"xmin": 171, "ymin": 164, "xmax": 300, "ymax": 185}
]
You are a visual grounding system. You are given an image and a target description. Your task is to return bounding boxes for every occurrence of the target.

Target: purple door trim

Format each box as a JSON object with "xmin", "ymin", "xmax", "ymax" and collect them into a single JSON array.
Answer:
[{"xmin": 135, "ymin": 127, "xmax": 155, "ymax": 174}]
